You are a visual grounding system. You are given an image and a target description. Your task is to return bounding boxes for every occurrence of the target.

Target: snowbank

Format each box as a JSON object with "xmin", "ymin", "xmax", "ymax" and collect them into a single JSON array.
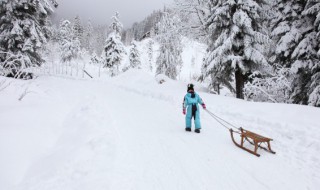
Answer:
[{"xmin": 1, "ymin": 71, "xmax": 319, "ymax": 190}]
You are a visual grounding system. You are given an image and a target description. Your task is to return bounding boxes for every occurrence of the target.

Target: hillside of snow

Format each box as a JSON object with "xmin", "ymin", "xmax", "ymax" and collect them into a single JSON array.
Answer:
[{"xmin": 1, "ymin": 69, "xmax": 319, "ymax": 190}]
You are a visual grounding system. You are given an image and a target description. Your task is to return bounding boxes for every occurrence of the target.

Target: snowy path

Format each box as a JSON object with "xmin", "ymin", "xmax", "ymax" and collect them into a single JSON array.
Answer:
[{"xmin": 1, "ymin": 71, "xmax": 319, "ymax": 190}]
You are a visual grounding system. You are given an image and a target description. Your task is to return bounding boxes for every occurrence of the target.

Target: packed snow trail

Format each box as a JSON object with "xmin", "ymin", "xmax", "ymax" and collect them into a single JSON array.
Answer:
[{"xmin": 0, "ymin": 70, "xmax": 319, "ymax": 190}]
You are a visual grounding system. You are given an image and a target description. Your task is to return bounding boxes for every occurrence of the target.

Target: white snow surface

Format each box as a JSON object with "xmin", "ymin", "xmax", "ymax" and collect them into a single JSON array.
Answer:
[{"xmin": 0, "ymin": 70, "xmax": 320, "ymax": 190}]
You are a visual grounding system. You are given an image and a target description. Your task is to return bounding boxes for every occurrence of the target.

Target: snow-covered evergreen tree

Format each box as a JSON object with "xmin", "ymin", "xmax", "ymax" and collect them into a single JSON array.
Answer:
[
  {"xmin": 110, "ymin": 12, "xmax": 123, "ymax": 37},
  {"xmin": 129, "ymin": 41, "xmax": 141, "ymax": 69},
  {"xmin": 103, "ymin": 34, "xmax": 125, "ymax": 76},
  {"xmin": 93, "ymin": 25, "xmax": 107, "ymax": 55},
  {"xmin": 0, "ymin": 0, "xmax": 58, "ymax": 78},
  {"xmin": 199, "ymin": 0, "xmax": 270, "ymax": 99},
  {"xmin": 58, "ymin": 20, "xmax": 80, "ymax": 63},
  {"xmin": 304, "ymin": 0, "xmax": 320, "ymax": 107},
  {"xmin": 270, "ymin": 0, "xmax": 307, "ymax": 68},
  {"xmin": 290, "ymin": 0, "xmax": 320, "ymax": 107},
  {"xmin": 89, "ymin": 53, "xmax": 104, "ymax": 77},
  {"xmin": 83, "ymin": 20, "xmax": 94, "ymax": 53},
  {"xmin": 103, "ymin": 12, "xmax": 125, "ymax": 77},
  {"xmin": 271, "ymin": 0, "xmax": 320, "ymax": 106},
  {"xmin": 73, "ymin": 16, "xmax": 84, "ymax": 43},
  {"xmin": 123, "ymin": 10, "xmax": 164, "ymax": 41},
  {"xmin": 156, "ymin": 12, "xmax": 183, "ymax": 80},
  {"xmin": 50, "ymin": 23, "xmax": 60, "ymax": 43},
  {"xmin": 147, "ymin": 40, "xmax": 154, "ymax": 72}
]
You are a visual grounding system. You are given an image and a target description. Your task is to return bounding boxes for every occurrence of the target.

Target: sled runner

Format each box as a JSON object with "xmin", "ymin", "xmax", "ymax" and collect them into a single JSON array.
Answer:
[
  {"xmin": 204, "ymin": 109, "xmax": 276, "ymax": 157},
  {"xmin": 230, "ymin": 127, "xmax": 276, "ymax": 157}
]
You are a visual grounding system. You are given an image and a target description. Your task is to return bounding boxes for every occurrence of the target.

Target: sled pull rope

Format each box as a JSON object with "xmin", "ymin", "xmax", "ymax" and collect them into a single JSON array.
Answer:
[{"xmin": 204, "ymin": 109, "xmax": 240, "ymax": 133}]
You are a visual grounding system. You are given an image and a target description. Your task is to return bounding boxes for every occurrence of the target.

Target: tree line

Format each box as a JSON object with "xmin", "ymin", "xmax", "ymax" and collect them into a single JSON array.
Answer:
[{"xmin": 1, "ymin": 0, "xmax": 319, "ymax": 107}]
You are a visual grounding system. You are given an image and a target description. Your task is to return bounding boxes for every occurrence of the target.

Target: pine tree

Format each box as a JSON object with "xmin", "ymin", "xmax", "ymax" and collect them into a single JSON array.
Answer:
[
  {"xmin": 110, "ymin": 12, "xmax": 123, "ymax": 37},
  {"xmin": 89, "ymin": 52, "xmax": 101, "ymax": 65},
  {"xmin": 0, "ymin": 0, "xmax": 58, "ymax": 78},
  {"xmin": 103, "ymin": 34, "xmax": 125, "ymax": 76},
  {"xmin": 83, "ymin": 19, "xmax": 94, "ymax": 53},
  {"xmin": 199, "ymin": 0, "xmax": 270, "ymax": 99},
  {"xmin": 290, "ymin": 0, "xmax": 320, "ymax": 106},
  {"xmin": 129, "ymin": 41, "xmax": 141, "ymax": 69},
  {"xmin": 123, "ymin": 10, "xmax": 164, "ymax": 41},
  {"xmin": 271, "ymin": 0, "xmax": 320, "ymax": 106},
  {"xmin": 147, "ymin": 40, "xmax": 154, "ymax": 72},
  {"xmin": 73, "ymin": 15, "xmax": 84, "ymax": 43},
  {"xmin": 59, "ymin": 20, "xmax": 80, "ymax": 63},
  {"xmin": 93, "ymin": 25, "xmax": 107, "ymax": 55},
  {"xmin": 156, "ymin": 12, "xmax": 183, "ymax": 80},
  {"xmin": 103, "ymin": 12, "xmax": 125, "ymax": 77},
  {"xmin": 270, "ymin": 0, "xmax": 305, "ymax": 68},
  {"xmin": 304, "ymin": 0, "xmax": 320, "ymax": 107}
]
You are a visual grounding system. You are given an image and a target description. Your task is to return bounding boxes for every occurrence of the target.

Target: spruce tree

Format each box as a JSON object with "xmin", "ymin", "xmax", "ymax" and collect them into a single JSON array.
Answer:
[
  {"xmin": 58, "ymin": 20, "xmax": 80, "ymax": 63},
  {"xmin": 103, "ymin": 12, "xmax": 125, "ymax": 76},
  {"xmin": 89, "ymin": 52, "xmax": 100, "ymax": 65},
  {"xmin": 290, "ymin": 0, "xmax": 320, "ymax": 106},
  {"xmin": 199, "ymin": 0, "xmax": 270, "ymax": 99},
  {"xmin": 147, "ymin": 40, "xmax": 154, "ymax": 72},
  {"xmin": 110, "ymin": 12, "xmax": 123, "ymax": 37},
  {"xmin": 94, "ymin": 25, "xmax": 107, "ymax": 55},
  {"xmin": 156, "ymin": 12, "xmax": 183, "ymax": 80},
  {"xmin": 83, "ymin": 20, "xmax": 94, "ymax": 53},
  {"xmin": 73, "ymin": 15, "xmax": 84, "ymax": 44},
  {"xmin": 129, "ymin": 41, "xmax": 141, "ymax": 69},
  {"xmin": 270, "ymin": 0, "xmax": 305, "ymax": 68},
  {"xmin": 271, "ymin": 0, "xmax": 320, "ymax": 106},
  {"xmin": 0, "ymin": 0, "xmax": 58, "ymax": 78}
]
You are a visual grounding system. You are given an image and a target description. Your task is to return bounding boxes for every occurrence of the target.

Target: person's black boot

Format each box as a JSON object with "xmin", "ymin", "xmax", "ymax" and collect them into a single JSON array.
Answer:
[
  {"xmin": 195, "ymin": 129, "xmax": 200, "ymax": 133},
  {"xmin": 185, "ymin": 128, "xmax": 191, "ymax": 132}
]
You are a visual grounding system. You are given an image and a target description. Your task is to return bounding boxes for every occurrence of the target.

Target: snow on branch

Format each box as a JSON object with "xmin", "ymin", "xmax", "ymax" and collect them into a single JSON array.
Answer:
[
  {"xmin": 244, "ymin": 68, "xmax": 292, "ymax": 103},
  {"xmin": 302, "ymin": 2, "xmax": 320, "ymax": 16}
]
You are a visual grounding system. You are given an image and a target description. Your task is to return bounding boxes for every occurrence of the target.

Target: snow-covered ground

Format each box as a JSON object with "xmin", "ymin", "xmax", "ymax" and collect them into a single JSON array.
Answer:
[{"xmin": 1, "ymin": 69, "xmax": 319, "ymax": 190}]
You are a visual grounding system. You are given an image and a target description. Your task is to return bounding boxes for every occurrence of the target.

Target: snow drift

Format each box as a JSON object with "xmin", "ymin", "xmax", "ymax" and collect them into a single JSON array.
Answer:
[{"xmin": 0, "ymin": 70, "xmax": 319, "ymax": 190}]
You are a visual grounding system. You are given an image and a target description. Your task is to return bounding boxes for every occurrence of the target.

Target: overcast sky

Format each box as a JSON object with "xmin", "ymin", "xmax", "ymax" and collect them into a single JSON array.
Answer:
[{"xmin": 53, "ymin": 0, "xmax": 174, "ymax": 28}]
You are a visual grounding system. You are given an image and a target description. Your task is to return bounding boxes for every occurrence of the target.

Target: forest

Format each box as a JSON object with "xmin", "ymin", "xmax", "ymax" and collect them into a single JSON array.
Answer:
[{"xmin": 1, "ymin": 0, "xmax": 319, "ymax": 107}]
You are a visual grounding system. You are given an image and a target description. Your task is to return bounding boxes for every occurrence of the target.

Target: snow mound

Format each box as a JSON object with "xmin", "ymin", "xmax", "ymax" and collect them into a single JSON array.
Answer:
[{"xmin": 155, "ymin": 74, "xmax": 170, "ymax": 84}]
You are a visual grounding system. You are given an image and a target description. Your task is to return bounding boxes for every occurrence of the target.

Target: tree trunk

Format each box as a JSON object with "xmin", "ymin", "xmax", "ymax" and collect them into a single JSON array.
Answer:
[{"xmin": 235, "ymin": 65, "xmax": 245, "ymax": 99}]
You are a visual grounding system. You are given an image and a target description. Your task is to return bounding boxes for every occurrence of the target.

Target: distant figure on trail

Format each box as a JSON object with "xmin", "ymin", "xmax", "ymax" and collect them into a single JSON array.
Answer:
[{"xmin": 182, "ymin": 84, "xmax": 206, "ymax": 133}]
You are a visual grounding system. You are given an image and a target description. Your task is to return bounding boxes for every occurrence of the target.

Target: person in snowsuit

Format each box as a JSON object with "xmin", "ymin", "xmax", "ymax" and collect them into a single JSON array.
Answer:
[{"xmin": 182, "ymin": 84, "xmax": 206, "ymax": 133}]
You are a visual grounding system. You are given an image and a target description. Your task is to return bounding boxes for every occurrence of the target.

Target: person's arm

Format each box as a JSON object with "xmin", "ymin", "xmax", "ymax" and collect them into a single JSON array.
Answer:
[
  {"xmin": 197, "ymin": 95, "xmax": 206, "ymax": 109},
  {"xmin": 182, "ymin": 96, "xmax": 187, "ymax": 114}
]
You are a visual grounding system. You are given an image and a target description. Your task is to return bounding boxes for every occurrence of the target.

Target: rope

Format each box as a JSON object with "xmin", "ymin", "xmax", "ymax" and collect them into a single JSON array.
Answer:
[{"xmin": 204, "ymin": 109, "xmax": 241, "ymax": 134}]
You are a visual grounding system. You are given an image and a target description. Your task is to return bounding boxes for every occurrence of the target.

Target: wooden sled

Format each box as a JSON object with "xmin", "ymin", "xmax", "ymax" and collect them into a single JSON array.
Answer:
[{"xmin": 230, "ymin": 127, "xmax": 276, "ymax": 157}]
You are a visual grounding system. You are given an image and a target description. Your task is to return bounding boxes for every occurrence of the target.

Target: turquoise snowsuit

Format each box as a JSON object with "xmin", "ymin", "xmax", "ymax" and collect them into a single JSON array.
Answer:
[{"xmin": 183, "ymin": 92, "xmax": 204, "ymax": 129}]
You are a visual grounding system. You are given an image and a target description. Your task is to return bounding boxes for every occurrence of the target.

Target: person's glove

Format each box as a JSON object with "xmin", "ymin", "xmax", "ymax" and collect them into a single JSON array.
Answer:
[
  {"xmin": 202, "ymin": 104, "xmax": 206, "ymax": 109},
  {"xmin": 183, "ymin": 108, "xmax": 186, "ymax": 115}
]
